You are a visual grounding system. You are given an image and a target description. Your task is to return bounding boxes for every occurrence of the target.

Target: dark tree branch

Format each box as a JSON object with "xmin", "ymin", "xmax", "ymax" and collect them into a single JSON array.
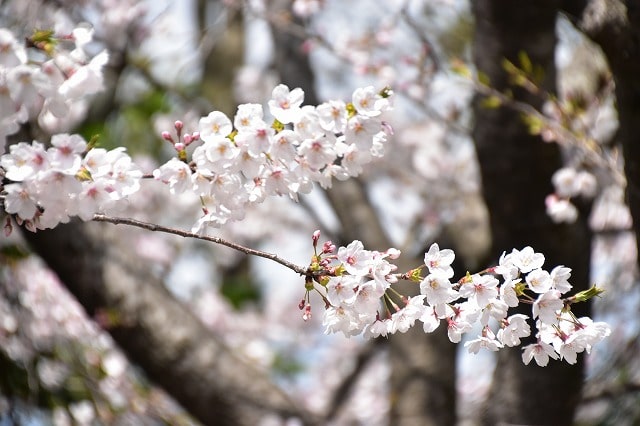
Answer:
[
  {"xmin": 22, "ymin": 221, "xmax": 319, "ymax": 426},
  {"xmin": 92, "ymin": 214, "xmax": 311, "ymax": 276},
  {"xmin": 266, "ymin": 2, "xmax": 458, "ymax": 424},
  {"xmin": 472, "ymin": 1, "xmax": 593, "ymax": 424},
  {"xmin": 578, "ymin": 0, "xmax": 640, "ymax": 267}
]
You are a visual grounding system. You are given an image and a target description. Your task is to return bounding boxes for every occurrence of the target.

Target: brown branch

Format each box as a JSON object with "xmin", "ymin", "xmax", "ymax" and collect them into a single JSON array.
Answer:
[
  {"xmin": 22, "ymin": 220, "xmax": 321, "ymax": 426},
  {"xmin": 92, "ymin": 214, "xmax": 311, "ymax": 276}
]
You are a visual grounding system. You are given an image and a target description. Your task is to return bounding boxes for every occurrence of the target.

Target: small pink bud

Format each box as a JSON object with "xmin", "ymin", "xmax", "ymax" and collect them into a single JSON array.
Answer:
[
  {"xmin": 191, "ymin": 132, "xmax": 200, "ymax": 141},
  {"xmin": 385, "ymin": 248, "xmax": 401, "ymax": 259},
  {"xmin": 322, "ymin": 241, "xmax": 335, "ymax": 254},
  {"xmin": 183, "ymin": 134, "xmax": 193, "ymax": 144},
  {"xmin": 312, "ymin": 229, "xmax": 321, "ymax": 245},
  {"xmin": 161, "ymin": 131, "xmax": 174, "ymax": 142},
  {"xmin": 298, "ymin": 299, "xmax": 306, "ymax": 310},
  {"xmin": 24, "ymin": 220, "xmax": 36, "ymax": 233},
  {"xmin": 174, "ymin": 142, "xmax": 186, "ymax": 151},
  {"xmin": 302, "ymin": 304, "xmax": 312, "ymax": 321},
  {"xmin": 381, "ymin": 121, "xmax": 394, "ymax": 135},
  {"xmin": 301, "ymin": 39, "xmax": 314, "ymax": 54},
  {"xmin": 174, "ymin": 120, "xmax": 184, "ymax": 131},
  {"xmin": 4, "ymin": 217, "xmax": 12, "ymax": 237}
]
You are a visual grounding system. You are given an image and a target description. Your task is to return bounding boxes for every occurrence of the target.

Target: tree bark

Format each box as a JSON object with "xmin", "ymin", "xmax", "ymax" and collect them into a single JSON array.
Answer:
[
  {"xmin": 579, "ymin": 0, "xmax": 640, "ymax": 266},
  {"xmin": 22, "ymin": 222, "xmax": 318, "ymax": 426},
  {"xmin": 268, "ymin": 2, "xmax": 458, "ymax": 424},
  {"xmin": 472, "ymin": 1, "xmax": 593, "ymax": 424}
]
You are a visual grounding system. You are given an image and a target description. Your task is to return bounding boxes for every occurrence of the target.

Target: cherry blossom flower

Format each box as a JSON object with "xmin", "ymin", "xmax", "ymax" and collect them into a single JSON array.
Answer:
[
  {"xmin": 317, "ymin": 100, "xmax": 347, "ymax": 133},
  {"xmin": 522, "ymin": 341, "xmax": 559, "ymax": 366},
  {"xmin": 497, "ymin": 314, "xmax": 531, "ymax": 347},
  {"xmin": 152, "ymin": 158, "xmax": 192, "ymax": 194},
  {"xmin": 526, "ymin": 268, "xmax": 553, "ymax": 293},
  {"xmin": 352, "ymin": 86, "xmax": 390, "ymax": 117},
  {"xmin": 424, "ymin": 242, "xmax": 455, "ymax": 278},
  {"xmin": 363, "ymin": 318, "xmax": 391, "ymax": 338},
  {"xmin": 326, "ymin": 275, "xmax": 360, "ymax": 306},
  {"xmin": 420, "ymin": 272, "xmax": 458, "ymax": 306},
  {"xmin": 499, "ymin": 277, "xmax": 521, "ymax": 307},
  {"xmin": 419, "ymin": 306, "xmax": 441, "ymax": 333},
  {"xmin": 268, "ymin": 84, "xmax": 304, "ymax": 124},
  {"xmin": 199, "ymin": 111, "xmax": 233, "ymax": 142},
  {"xmin": 509, "ymin": 246, "xmax": 545, "ymax": 273},
  {"xmin": 3, "ymin": 183, "xmax": 38, "ymax": 219},
  {"xmin": 479, "ymin": 297, "xmax": 509, "ymax": 326},
  {"xmin": 532, "ymin": 290, "xmax": 563, "ymax": 324},
  {"xmin": 459, "ymin": 274, "xmax": 499, "ymax": 308},
  {"xmin": 465, "ymin": 330, "xmax": 503, "ymax": 354},
  {"xmin": 337, "ymin": 240, "xmax": 371, "ymax": 275},
  {"xmin": 550, "ymin": 265, "xmax": 572, "ymax": 293},
  {"xmin": 389, "ymin": 295, "xmax": 426, "ymax": 334},
  {"xmin": 546, "ymin": 194, "xmax": 578, "ymax": 223}
]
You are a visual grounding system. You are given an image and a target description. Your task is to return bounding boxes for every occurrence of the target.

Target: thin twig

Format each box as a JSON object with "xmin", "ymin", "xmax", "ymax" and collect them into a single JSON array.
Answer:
[{"xmin": 92, "ymin": 214, "xmax": 311, "ymax": 276}]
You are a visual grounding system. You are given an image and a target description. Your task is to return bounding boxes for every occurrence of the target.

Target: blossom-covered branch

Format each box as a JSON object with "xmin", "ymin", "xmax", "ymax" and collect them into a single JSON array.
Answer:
[
  {"xmin": 303, "ymin": 233, "xmax": 610, "ymax": 367},
  {"xmin": 1, "ymin": 83, "xmax": 393, "ymax": 234},
  {"xmin": 0, "ymin": 22, "xmax": 611, "ymax": 369}
]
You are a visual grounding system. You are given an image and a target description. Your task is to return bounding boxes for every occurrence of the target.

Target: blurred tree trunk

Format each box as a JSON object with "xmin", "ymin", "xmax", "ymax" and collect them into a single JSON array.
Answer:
[
  {"xmin": 472, "ymin": 1, "xmax": 593, "ymax": 424},
  {"xmin": 268, "ymin": 2, "xmax": 457, "ymax": 424},
  {"xmin": 22, "ymin": 222, "xmax": 318, "ymax": 426},
  {"xmin": 578, "ymin": 0, "xmax": 640, "ymax": 265},
  {"xmin": 198, "ymin": 0, "xmax": 244, "ymax": 116}
]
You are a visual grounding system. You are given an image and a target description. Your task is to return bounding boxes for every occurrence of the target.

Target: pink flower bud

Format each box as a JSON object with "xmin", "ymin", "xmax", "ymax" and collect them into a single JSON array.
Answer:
[
  {"xmin": 322, "ymin": 241, "xmax": 335, "ymax": 254},
  {"xmin": 302, "ymin": 304, "xmax": 312, "ymax": 321},
  {"xmin": 312, "ymin": 229, "xmax": 321, "ymax": 246},
  {"xmin": 174, "ymin": 120, "xmax": 184, "ymax": 131},
  {"xmin": 385, "ymin": 247, "xmax": 401, "ymax": 259},
  {"xmin": 381, "ymin": 121, "xmax": 394, "ymax": 135},
  {"xmin": 161, "ymin": 131, "xmax": 174, "ymax": 142},
  {"xmin": 24, "ymin": 220, "xmax": 36, "ymax": 233},
  {"xmin": 4, "ymin": 217, "xmax": 12, "ymax": 237},
  {"xmin": 190, "ymin": 132, "xmax": 200, "ymax": 142},
  {"xmin": 298, "ymin": 299, "xmax": 306, "ymax": 310},
  {"xmin": 183, "ymin": 134, "xmax": 193, "ymax": 144},
  {"xmin": 174, "ymin": 142, "xmax": 186, "ymax": 151},
  {"xmin": 301, "ymin": 39, "xmax": 314, "ymax": 54}
]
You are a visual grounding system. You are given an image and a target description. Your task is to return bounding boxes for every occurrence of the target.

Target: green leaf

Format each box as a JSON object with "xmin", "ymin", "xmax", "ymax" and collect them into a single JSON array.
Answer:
[
  {"xmin": 0, "ymin": 244, "xmax": 30, "ymax": 260},
  {"xmin": 477, "ymin": 71, "xmax": 491, "ymax": 86},
  {"xmin": 450, "ymin": 59, "xmax": 472, "ymax": 78},
  {"xmin": 271, "ymin": 351, "xmax": 304, "ymax": 377},
  {"xmin": 220, "ymin": 274, "xmax": 261, "ymax": 310},
  {"xmin": 501, "ymin": 58, "xmax": 518, "ymax": 74},
  {"xmin": 518, "ymin": 51, "xmax": 533, "ymax": 74},
  {"xmin": 480, "ymin": 95, "xmax": 502, "ymax": 109},
  {"xmin": 571, "ymin": 285, "xmax": 605, "ymax": 303},
  {"xmin": 520, "ymin": 113, "xmax": 544, "ymax": 135},
  {"xmin": 271, "ymin": 119, "xmax": 285, "ymax": 133}
]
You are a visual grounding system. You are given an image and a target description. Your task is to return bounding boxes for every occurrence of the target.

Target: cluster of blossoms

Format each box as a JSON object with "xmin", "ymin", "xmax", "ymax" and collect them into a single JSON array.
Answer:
[
  {"xmin": 545, "ymin": 166, "xmax": 598, "ymax": 224},
  {"xmin": 154, "ymin": 84, "xmax": 393, "ymax": 233},
  {"xmin": 0, "ymin": 26, "xmax": 109, "ymax": 148},
  {"xmin": 1, "ymin": 134, "xmax": 142, "ymax": 231},
  {"xmin": 1, "ymin": 84, "xmax": 391, "ymax": 233},
  {"xmin": 304, "ymin": 232, "xmax": 610, "ymax": 366}
]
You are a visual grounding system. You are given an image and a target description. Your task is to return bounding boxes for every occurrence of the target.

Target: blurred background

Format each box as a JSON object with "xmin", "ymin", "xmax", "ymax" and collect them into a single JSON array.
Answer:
[{"xmin": 1, "ymin": 0, "xmax": 639, "ymax": 425}]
